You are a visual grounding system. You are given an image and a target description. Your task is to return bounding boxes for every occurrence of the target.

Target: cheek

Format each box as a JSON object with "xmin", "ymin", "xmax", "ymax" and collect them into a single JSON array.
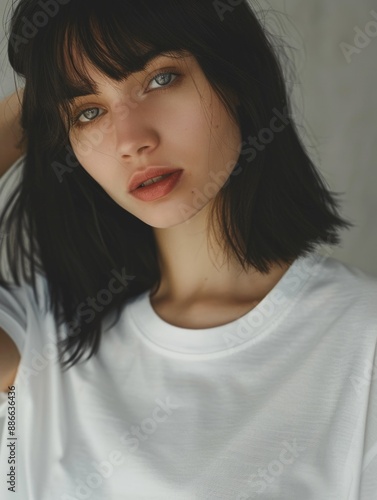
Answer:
[
  {"xmin": 162, "ymin": 87, "xmax": 213, "ymax": 139},
  {"xmin": 69, "ymin": 141, "xmax": 105, "ymax": 186},
  {"xmin": 71, "ymin": 133, "xmax": 103, "ymax": 167},
  {"xmin": 69, "ymin": 133, "xmax": 90, "ymax": 165},
  {"xmin": 69, "ymin": 132, "xmax": 105, "ymax": 172}
]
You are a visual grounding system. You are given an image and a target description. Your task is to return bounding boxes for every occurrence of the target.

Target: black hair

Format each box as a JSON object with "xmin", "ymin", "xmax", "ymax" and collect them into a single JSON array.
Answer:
[{"xmin": 0, "ymin": 0, "xmax": 353, "ymax": 370}]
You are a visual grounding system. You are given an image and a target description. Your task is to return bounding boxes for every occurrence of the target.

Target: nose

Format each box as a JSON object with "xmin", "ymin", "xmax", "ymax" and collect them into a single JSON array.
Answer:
[{"xmin": 112, "ymin": 105, "xmax": 159, "ymax": 159}]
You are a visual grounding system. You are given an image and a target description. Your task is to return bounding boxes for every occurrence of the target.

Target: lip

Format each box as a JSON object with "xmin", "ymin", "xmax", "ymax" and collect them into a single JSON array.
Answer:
[
  {"xmin": 130, "ymin": 170, "xmax": 183, "ymax": 202},
  {"xmin": 128, "ymin": 167, "xmax": 183, "ymax": 193}
]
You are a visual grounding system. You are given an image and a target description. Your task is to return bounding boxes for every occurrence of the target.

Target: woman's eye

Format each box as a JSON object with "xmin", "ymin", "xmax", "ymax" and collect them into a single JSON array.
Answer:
[
  {"xmin": 76, "ymin": 108, "xmax": 104, "ymax": 124},
  {"xmin": 72, "ymin": 72, "xmax": 179, "ymax": 126},
  {"xmin": 148, "ymin": 72, "xmax": 179, "ymax": 90}
]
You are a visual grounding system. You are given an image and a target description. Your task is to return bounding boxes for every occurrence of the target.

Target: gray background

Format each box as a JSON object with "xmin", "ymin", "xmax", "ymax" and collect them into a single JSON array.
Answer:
[{"xmin": 0, "ymin": 0, "xmax": 376, "ymax": 277}]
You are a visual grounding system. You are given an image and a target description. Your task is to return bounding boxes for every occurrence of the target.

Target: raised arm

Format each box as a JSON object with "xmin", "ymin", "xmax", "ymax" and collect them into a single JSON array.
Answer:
[{"xmin": 0, "ymin": 90, "xmax": 25, "ymax": 178}]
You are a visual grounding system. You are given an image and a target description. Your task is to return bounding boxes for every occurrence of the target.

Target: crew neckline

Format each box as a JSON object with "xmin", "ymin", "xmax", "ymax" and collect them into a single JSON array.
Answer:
[{"xmin": 127, "ymin": 250, "xmax": 327, "ymax": 357}]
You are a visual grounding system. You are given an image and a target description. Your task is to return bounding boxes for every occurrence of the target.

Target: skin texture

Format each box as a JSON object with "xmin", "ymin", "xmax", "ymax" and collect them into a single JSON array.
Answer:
[{"xmin": 68, "ymin": 51, "xmax": 291, "ymax": 328}]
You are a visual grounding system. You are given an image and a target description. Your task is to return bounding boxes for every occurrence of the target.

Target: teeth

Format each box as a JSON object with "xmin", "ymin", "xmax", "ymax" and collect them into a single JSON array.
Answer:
[{"xmin": 140, "ymin": 173, "xmax": 171, "ymax": 188}]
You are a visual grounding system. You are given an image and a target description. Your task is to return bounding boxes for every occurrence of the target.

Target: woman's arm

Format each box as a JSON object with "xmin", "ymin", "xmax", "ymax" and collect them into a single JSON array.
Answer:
[{"xmin": 0, "ymin": 90, "xmax": 25, "ymax": 178}]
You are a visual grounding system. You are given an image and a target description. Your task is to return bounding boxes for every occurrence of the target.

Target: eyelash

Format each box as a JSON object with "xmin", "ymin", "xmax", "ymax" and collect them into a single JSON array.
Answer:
[{"xmin": 71, "ymin": 71, "xmax": 181, "ymax": 127}]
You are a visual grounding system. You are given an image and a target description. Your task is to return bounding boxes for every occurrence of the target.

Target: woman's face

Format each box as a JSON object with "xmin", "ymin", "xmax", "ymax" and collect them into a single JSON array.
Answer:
[{"xmin": 68, "ymin": 51, "xmax": 242, "ymax": 228}]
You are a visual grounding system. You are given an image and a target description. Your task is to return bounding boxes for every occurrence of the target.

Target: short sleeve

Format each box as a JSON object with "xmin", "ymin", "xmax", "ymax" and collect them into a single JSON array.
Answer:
[
  {"xmin": 0, "ymin": 162, "xmax": 30, "ymax": 415},
  {"xmin": 359, "ymin": 342, "xmax": 377, "ymax": 499},
  {"xmin": 0, "ymin": 282, "xmax": 28, "ymax": 424},
  {"xmin": 0, "ymin": 160, "xmax": 26, "ymax": 353}
]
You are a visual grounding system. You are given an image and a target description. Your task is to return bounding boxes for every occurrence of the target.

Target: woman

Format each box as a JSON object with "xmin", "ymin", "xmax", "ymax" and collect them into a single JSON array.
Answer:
[{"xmin": 0, "ymin": 0, "xmax": 376, "ymax": 498}]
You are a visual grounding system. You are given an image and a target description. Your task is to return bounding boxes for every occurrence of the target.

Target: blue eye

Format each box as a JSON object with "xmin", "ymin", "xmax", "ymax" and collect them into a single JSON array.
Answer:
[
  {"xmin": 72, "ymin": 72, "xmax": 180, "ymax": 126},
  {"xmin": 72, "ymin": 107, "xmax": 105, "ymax": 126},
  {"xmin": 77, "ymin": 108, "xmax": 104, "ymax": 124},
  {"xmin": 148, "ymin": 72, "xmax": 179, "ymax": 90},
  {"xmin": 82, "ymin": 109, "xmax": 99, "ymax": 120}
]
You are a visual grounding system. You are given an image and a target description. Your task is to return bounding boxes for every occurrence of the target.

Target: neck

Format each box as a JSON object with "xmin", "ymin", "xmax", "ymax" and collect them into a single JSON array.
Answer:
[{"xmin": 151, "ymin": 203, "xmax": 290, "ymax": 306}]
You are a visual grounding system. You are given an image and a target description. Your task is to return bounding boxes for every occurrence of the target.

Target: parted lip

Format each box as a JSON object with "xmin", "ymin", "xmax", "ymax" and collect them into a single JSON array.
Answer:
[{"xmin": 128, "ymin": 167, "xmax": 182, "ymax": 192}]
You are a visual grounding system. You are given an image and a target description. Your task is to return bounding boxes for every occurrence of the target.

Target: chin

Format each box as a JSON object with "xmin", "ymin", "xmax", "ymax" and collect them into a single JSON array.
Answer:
[
  {"xmin": 110, "ymin": 192, "xmax": 207, "ymax": 228},
  {"xmin": 142, "ymin": 215, "xmax": 190, "ymax": 229},
  {"xmin": 142, "ymin": 208, "xmax": 203, "ymax": 229}
]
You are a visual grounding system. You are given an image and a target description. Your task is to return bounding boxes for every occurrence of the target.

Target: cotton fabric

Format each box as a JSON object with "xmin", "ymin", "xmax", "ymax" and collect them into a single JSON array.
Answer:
[{"xmin": 0, "ymin": 250, "xmax": 376, "ymax": 499}]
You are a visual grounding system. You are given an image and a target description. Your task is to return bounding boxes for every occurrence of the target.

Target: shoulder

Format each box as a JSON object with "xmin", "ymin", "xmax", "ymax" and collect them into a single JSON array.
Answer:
[
  {"xmin": 290, "ymin": 251, "xmax": 377, "ymax": 305},
  {"xmin": 0, "ymin": 271, "xmax": 51, "ymax": 319},
  {"xmin": 294, "ymin": 252, "xmax": 377, "ymax": 334},
  {"xmin": 319, "ymin": 254, "xmax": 377, "ymax": 306},
  {"xmin": 310, "ymin": 253, "xmax": 377, "ymax": 342}
]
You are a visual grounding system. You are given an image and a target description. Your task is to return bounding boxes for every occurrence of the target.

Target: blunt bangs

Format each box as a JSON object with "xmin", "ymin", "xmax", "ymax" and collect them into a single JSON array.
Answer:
[
  {"xmin": 8, "ymin": 0, "xmax": 245, "ymax": 139},
  {"xmin": 9, "ymin": 0, "xmax": 196, "ymax": 128}
]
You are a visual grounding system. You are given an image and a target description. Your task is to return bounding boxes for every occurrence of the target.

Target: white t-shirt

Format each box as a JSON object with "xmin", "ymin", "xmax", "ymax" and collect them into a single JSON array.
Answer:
[{"xmin": 0, "ymin": 250, "xmax": 376, "ymax": 500}]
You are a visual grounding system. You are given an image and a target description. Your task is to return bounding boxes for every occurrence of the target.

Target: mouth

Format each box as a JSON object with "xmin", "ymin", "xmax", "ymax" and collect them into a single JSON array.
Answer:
[
  {"xmin": 129, "ymin": 168, "xmax": 182, "ymax": 193},
  {"xmin": 135, "ymin": 173, "xmax": 174, "ymax": 190},
  {"xmin": 130, "ymin": 170, "xmax": 184, "ymax": 202}
]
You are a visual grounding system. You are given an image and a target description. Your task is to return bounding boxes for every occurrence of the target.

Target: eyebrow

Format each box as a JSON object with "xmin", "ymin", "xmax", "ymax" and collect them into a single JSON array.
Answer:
[{"xmin": 65, "ymin": 50, "xmax": 185, "ymax": 102}]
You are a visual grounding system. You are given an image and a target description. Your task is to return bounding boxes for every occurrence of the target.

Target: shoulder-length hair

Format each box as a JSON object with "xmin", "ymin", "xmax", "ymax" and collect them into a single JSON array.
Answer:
[{"xmin": 0, "ymin": 0, "xmax": 353, "ymax": 370}]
